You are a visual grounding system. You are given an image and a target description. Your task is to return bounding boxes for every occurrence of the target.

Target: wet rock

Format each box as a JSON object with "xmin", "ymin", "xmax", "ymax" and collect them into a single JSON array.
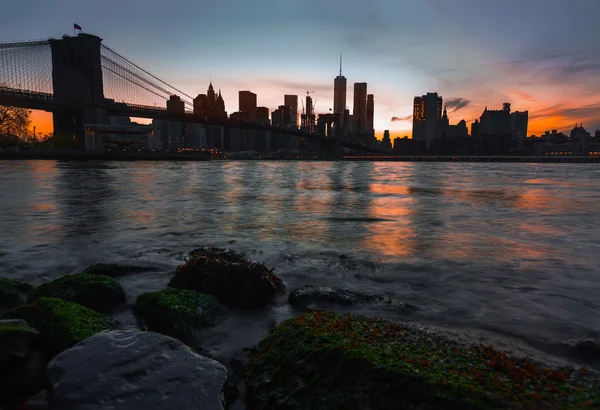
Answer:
[
  {"xmin": 0, "ymin": 319, "xmax": 38, "ymax": 361},
  {"xmin": 3, "ymin": 297, "xmax": 119, "ymax": 360},
  {"xmin": 136, "ymin": 288, "xmax": 222, "ymax": 346},
  {"xmin": 288, "ymin": 285, "xmax": 418, "ymax": 312},
  {"xmin": 168, "ymin": 247, "xmax": 284, "ymax": 309},
  {"xmin": 47, "ymin": 330, "xmax": 228, "ymax": 410},
  {"xmin": 246, "ymin": 311, "xmax": 600, "ymax": 410},
  {"xmin": 0, "ymin": 320, "xmax": 45, "ymax": 406},
  {"xmin": 555, "ymin": 339, "xmax": 600, "ymax": 363},
  {"xmin": 0, "ymin": 348, "xmax": 45, "ymax": 407},
  {"xmin": 27, "ymin": 273, "xmax": 126, "ymax": 313},
  {"xmin": 83, "ymin": 263, "xmax": 159, "ymax": 277},
  {"xmin": 0, "ymin": 278, "xmax": 33, "ymax": 311}
]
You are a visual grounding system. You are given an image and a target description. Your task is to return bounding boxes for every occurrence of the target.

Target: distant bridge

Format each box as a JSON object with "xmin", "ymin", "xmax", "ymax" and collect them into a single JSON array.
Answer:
[{"xmin": 0, "ymin": 34, "xmax": 377, "ymax": 159}]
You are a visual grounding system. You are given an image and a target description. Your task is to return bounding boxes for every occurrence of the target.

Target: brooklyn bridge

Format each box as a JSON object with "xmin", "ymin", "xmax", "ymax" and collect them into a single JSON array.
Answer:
[{"xmin": 0, "ymin": 33, "xmax": 383, "ymax": 160}]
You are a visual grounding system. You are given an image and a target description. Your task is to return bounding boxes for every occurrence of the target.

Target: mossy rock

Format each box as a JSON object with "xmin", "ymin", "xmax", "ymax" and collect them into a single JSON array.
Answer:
[
  {"xmin": 168, "ymin": 247, "xmax": 284, "ymax": 309},
  {"xmin": 0, "ymin": 278, "xmax": 33, "ymax": 310},
  {"xmin": 27, "ymin": 273, "xmax": 126, "ymax": 313},
  {"xmin": 136, "ymin": 289, "xmax": 222, "ymax": 346},
  {"xmin": 84, "ymin": 263, "xmax": 158, "ymax": 277},
  {"xmin": 3, "ymin": 297, "xmax": 119, "ymax": 360},
  {"xmin": 0, "ymin": 320, "xmax": 39, "ymax": 361},
  {"xmin": 246, "ymin": 312, "xmax": 600, "ymax": 409}
]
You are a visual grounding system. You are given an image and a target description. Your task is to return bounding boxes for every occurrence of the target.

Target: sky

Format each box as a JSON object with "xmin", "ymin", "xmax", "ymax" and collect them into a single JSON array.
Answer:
[{"xmin": 1, "ymin": 0, "xmax": 599, "ymax": 139}]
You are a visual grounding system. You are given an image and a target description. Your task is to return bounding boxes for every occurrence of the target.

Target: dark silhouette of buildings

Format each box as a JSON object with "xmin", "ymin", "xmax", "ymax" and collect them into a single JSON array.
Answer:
[
  {"xmin": 412, "ymin": 92, "xmax": 442, "ymax": 148},
  {"xmin": 367, "ymin": 94, "xmax": 374, "ymax": 134},
  {"xmin": 381, "ymin": 130, "xmax": 392, "ymax": 151},
  {"xmin": 256, "ymin": 106, "xmax": 270, "ymax": 125},
  {"xmin": 333, "ymin": 55, "xmax": 347, "ymax": 121},
  {"xmin": 301, "ymin": 95, "xmax": 316, "ymax": 133},
  {"xmin": 352, "ymin": 82, "xmax": 367, "ymax": 133},
  {"xmin": 284, "ymin": 95, "xmax": 298, "ymax": 127},
  {"xmin": 239, "ymin": 91, "xmax": 257, "ymax": 120},
  {"xmin": 272, "ymin": 105, "xmax": 291, "ymax": 127},
  {"xmin": 166, "ymin": 95, "xmax": 185, "ymax": 115},
  {"xmin": 193, "ymin": 82, "xmax": 227, "ymax": 119},
  {"xmin": 472, "ymin": 103, "xmax": 529, "ymax": 155}
]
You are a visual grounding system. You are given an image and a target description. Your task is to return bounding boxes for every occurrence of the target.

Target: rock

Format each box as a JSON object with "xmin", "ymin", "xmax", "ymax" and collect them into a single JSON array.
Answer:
[
  {"xmin": 136, "ymin": 289, "xmax": 222, "ymax": 346},
  {"xmin": 0, "ymin": 348, "xmax": 45, "ymax": 407},
  {"xmin": 27, "ymin": 273, "xmax": 126, "ymax": 313},
  {"xmin": 3, "ymin": 297, "xmax": 119, "ymax": 360},
  {"xmin": 246, "ymin": 311, "xmax": 600, "ymax": 409},
  {"xmin": 0, "ymin": 319, "xmax": 39, "ymax": 361},
  {"xmin": 0, "ymin": 320, "xmax": 45, "ymax": 406},
  {"xmin": 168, "ymin": 247, "xmax": 284, "ymax": 309},
  {"xmin": 83, "ymin": 263, "xmax": 159, "ymax": 277},
  {"xmin": 0, "ymin": 278, "xmax": 33, "ymax": 311},
  {"xmin": 288, "ymin": 285, "xmax": 419, "ymax": 312},
  {"xmin": 555, "ymin": 339, "xmax": 600, "ymax": 362},
  {"xmin": 47, "ymin": 330, "xmax": 228, "ymax": 410}
]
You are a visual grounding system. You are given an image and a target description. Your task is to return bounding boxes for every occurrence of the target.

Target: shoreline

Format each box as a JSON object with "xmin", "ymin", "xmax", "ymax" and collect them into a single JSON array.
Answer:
[{"xmin": 1, "ymin": 151, "xmax": 600, "ymax": 162}]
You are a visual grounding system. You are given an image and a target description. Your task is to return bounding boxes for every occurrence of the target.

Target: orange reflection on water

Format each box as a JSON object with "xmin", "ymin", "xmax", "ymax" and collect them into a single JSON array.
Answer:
[{"xmin": 361, "ymin": 184, "xmax": 415, "ymax": 258}]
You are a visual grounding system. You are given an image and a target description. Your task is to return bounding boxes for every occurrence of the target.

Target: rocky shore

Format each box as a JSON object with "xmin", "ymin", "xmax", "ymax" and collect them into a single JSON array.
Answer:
[{"xmin": 1, "ymin": 248, "xmax": 599, "ymax": 409}]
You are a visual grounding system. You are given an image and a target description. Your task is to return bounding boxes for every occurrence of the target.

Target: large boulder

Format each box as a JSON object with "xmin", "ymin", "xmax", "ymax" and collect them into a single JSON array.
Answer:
[
  {"xmin": 3, "ymin": 297, "xmax": 119, "ymax": 360},
  {"xmin": 84, "ymin": 263, "xmax": 159, "ymax": 278},
  {"xmin": 246, "ymin": 311, "xmax": 600, "ymax": 409},
  {"xmin": 136, "ymin": 289, "xmax": 222, "ymax": 346},
  {"xmin": 0, "ymin": 320, "xmax": 45, "ymax": 406},
  {"xmin": 0, "ymin": 278, "xmax": 33, "ymax": 311},
  {"xmin": 0, "ymin": 319, "xmax": 38, "ymax": 361},
  {"xmin": 288, "ymin": 284, "xmax": 419, "ymax": 312},
  {"xmin": 47, "ymin": 330, "xmax": 228, "ymax": 410},
  {"xmin": 168, "ymin": 247, "xmax": 284, "ymax": 309},
  {"xmin": 27, "ymin": 273, "xmax": 126, "ymax": 313}
]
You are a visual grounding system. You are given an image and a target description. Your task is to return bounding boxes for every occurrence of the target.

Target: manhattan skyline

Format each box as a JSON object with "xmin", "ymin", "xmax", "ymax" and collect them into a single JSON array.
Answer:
[{"xmin": 1, "ymin": 0, "xmax": 598, "ymax": 138}]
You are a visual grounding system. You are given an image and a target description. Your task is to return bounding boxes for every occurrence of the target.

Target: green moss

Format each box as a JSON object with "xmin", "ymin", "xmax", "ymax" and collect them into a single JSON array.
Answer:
[
  {"xmin": 136, "ymin": 289, "xmax": 222, "ymax": 346},
  {"xmin": 0, "ymin": 322, "xmax": 39, "ymax": 360},
  {"xmin": 84, "ymin": 263, "xmax": 158, "ymax": 277},
  {"xmin": 246, "ymin": 312, "xmax": 600, "ymax": 409},
  {"xmin": 0, "ymin": 278, "xmax": 33, "ymax": 308},
  {"xmin": 27, "ymin": 273, "xmax": 126, "ymax": 312},
  {"xmin": 3, "ymin": 297, "xmax": 118, "ymax": 360}
]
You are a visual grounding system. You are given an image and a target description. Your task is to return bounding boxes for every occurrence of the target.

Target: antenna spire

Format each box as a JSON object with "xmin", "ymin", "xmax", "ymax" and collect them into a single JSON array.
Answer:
[{"xmin": 339, "ymin": 54, "xmax": 343, "ymax": 76}]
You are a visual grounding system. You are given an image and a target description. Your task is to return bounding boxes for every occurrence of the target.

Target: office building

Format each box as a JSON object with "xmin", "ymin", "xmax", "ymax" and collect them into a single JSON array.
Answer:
[
  {"xmin": 412, "ymin": 92, "xmax": 443, "ymax": 147},
  {"xmin": 366, "ymin": 94, "xmax": 374, "ymax": 134},
  {"xmin": 193, "ymin": 82, "xmax": 227, "ymax": 119},
  {"xmin": 510, "ymin": 110, "xmax": 529, "ymax": 138},
  {"xmin": 284, "ymin": 95, "xmax": 298, "ymax": 127},
  {"xmin": 333, "ymin": 55, "xmax": 347, "ymax": 120},
  {"xmin": 352, "ymin": 82, "xmax": 367, "ymax": 133},
  {"xmin": 256, "ymin": 106, "xmax": 270, "ymax": 125},
  {"xmin": 166, "ymin": 95, "xmax": 185, "ymax": 115},
  {"xmin": 239, "ymin": 91, "xmax": 257, "ymax": 120},
  {"xmin": 381, "ymin": 130, "xmax": 392, "ymax": 151},
  {"xmin": 272, "ymin": 105, "xmax": 291, "ymax": 127}
]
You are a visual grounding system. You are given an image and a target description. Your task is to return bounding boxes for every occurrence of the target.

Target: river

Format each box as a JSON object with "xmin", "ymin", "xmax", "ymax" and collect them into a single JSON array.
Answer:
[{"xmin": 1, "ymin": 160, "xmax": 599, "ymax": 367}]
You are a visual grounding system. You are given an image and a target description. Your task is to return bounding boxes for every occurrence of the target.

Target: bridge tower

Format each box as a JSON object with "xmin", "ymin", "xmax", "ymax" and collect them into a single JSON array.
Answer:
[{"xmin": 49, "ymin": 33, "xmax": 107, "ymax": 145}]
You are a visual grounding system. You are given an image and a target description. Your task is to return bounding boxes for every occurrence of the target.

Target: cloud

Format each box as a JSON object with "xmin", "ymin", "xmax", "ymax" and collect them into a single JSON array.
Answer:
[
  {"xmin": 391, "ymin": 115, "xmax": 412, "ymax": 122},
  {"xmin": 444, "ymin": 97, "xmax": 471, "ymax": 112},
  {"xmin": 529, "ymin": 103, "xmax": 600, "ymax": 120}
]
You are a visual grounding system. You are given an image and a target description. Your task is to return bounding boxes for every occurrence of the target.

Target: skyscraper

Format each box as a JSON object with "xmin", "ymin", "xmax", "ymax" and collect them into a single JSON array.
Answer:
[
  {"xmin": 239, "ymin": 91, "xmax": 257, "ymax": 120},
  {"xmin": 366, "ymin": 94, "xmax": 374, "ymax": 133},
  {"xmin": 284, "ymin": 95, "xmax": 298, "ymax": 127},
  {"xmin": 333, "ymin": 55, "xmax": 347, "ymax": 120},
  {"xmin": 353, "ymin": 82, "xmax": 367, "ymax": 133},
  {"xmin": 412, "ymin": 92, "xmax": 442, "ymax": 147}
]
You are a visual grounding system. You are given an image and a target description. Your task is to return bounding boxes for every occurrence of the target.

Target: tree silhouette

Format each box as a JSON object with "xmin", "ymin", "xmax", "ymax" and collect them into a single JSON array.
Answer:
[{"xmin": 0, "ymin": 105, "xmax": 32, "ymax": 137}]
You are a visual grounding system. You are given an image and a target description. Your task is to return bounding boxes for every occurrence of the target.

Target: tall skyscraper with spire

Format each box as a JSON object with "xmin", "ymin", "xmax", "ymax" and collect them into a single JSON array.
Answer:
[{"xmin": 333, "ymin": 54, "xmax": 347, "ymax": 119}]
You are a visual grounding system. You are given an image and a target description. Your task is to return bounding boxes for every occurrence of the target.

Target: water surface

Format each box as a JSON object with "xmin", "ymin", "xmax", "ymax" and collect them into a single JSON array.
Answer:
[{"xmin": 1, "ymin": 160, "xmax": 599, "ymax": 364}]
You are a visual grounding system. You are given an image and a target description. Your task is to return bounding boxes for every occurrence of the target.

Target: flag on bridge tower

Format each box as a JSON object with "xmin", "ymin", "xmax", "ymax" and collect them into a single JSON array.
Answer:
[{"xmin": 74, "ymin": 23, "xmax": 82, "ymax": 31}]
